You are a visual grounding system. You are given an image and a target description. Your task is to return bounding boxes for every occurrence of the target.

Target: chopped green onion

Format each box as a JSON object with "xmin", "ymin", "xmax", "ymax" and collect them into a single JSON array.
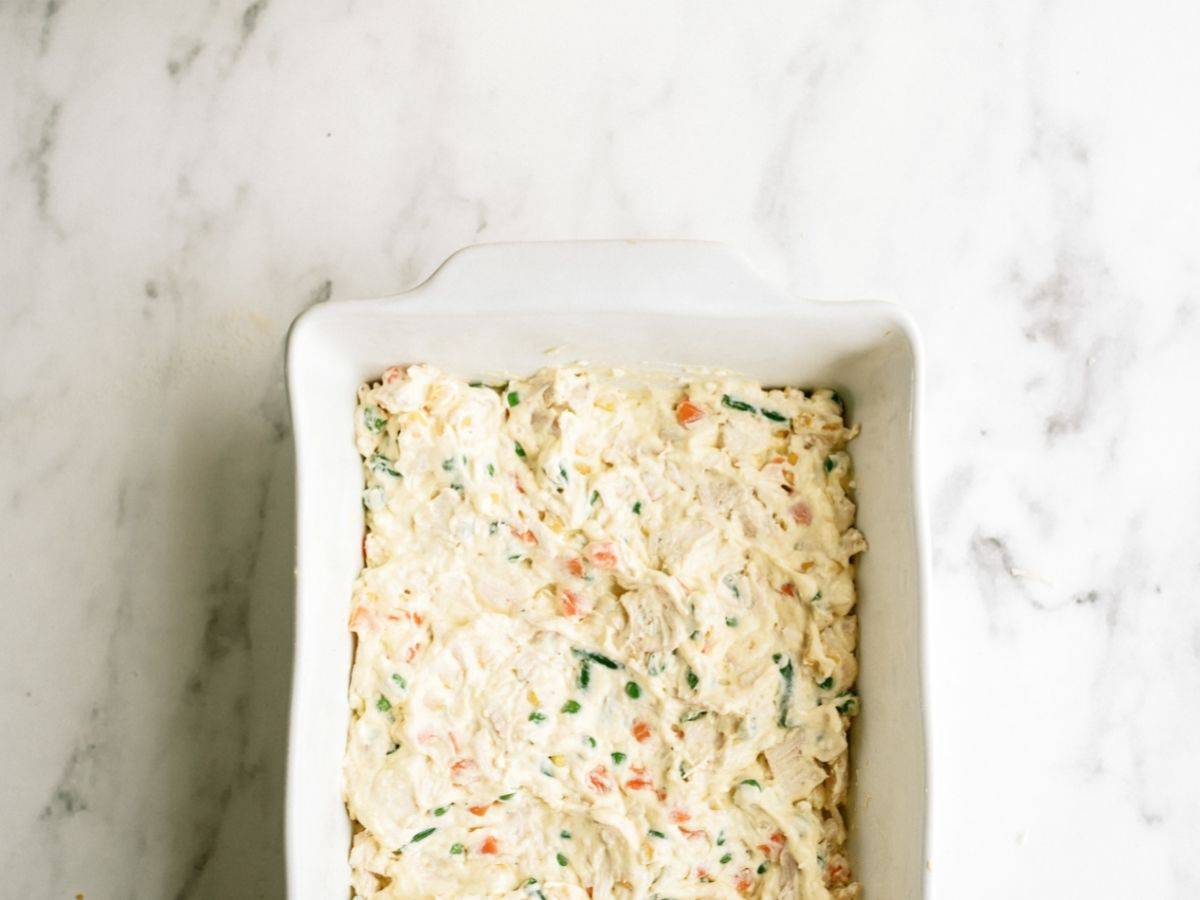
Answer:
[
  {"xmin": 777, "ymin": 657, "xmax": 795, "ymax": 728},
  {"xmin": 579, "ymin": 660, "xmax": 591, "ymax": 690},
  {"xmin": 720, "ymin": 853, "xmax": 733, "ymax": 864},
  {"xmin": 812, "ymin": 590, "xmax": 823, "ymax": 603},
  {"xmin": 725, "ymin": 616, "xmax": 738, "ymax": 627},
  {"xmin": 450, "ymin": 843, "xmax": 464, "ymax": 855},
  {"xmin": 758, "ymin": 862, "xmax": 769, "ymax": 874},
  {"xmin": 529, "ymin": 711, "xmax": 546, "ymax": 722},
  {"xmin": 561, "ymin": 699, "xmax": 581, "ymax": 714},
  {"xmin": 716, "ymin": 831, "xmax": 726, "ymax": 846},
  {"xmin": 449, "ymin": 481, "xmax": 463, "ymax": 492},
  {"xmin": 823, "ymin": 456, "xmax": 836, "ymax": 473},
  {"xmin": 740, "ymin": 779, "xmax": 761, "ymax": 789},
  {"xmin": 571, "ymin": 648, "xmax": 620, "ymax": 669},
  {"xmin": 632, "ymin": 501, "xmax": 642, "ymax": 515},
  {"xmin": 468, "ymin": 381, "xmax": 483, "ymax": 388},
  {"xmin": 584, "ymin": 735, "xmax": 596, "ymax": 748},
  {"xmin": 376, "ymin": 696, "xmax": 391, "ymax": 712},
  {"xmin": 556, "ymin": 852, "xmax": 568, "ymax": 867},
  {"xmin": 681, "ymin": 709, "xmax": 707, "ymax": 723},
  {"xmin": 690, "ymin": 630, "xmax": 700, "ymax": 641},
  {"xmin": 441, "ymin": 458, "xmax": 455, "ymax": 471},
  {"xmin": 686, "ymin": 669, "xmax": 699, "ymax": 690},
  {"xmin": 624, "ymin": 682, "xmax": 641, "ymax": 699},
  {"xmin": 723, "ymin": 574, "xmax": 740, "ymax": 598},
  {"xmin": 722, "ymin": 394, "xmax": 757, "ymax": 414},
  {"xmin": 761, "ymin": 408, "xmax": 787, "ymax": 422},
  {"xmin": 507, "ymin": 391, "xmax": 520, "ymax": 407},
  {"xmin": 369, "ymin": 453, "xmax": 401, "ymax": 477},
  {"xmin": 560, "ymin": 830, "xmax": 571, "ymax": 839},
  {"xmin": 514, "ymin": 442, "xmax": 526, "ymax": 458},
  {"xmin": 487, "ymin": 463, "xmax": 495, "ymax": 476},
  {"xmin": 392, "ymin": 673, "xmax": 407, "ymax": 689},
  {"xmin": 648, "ymin": 829, "xmax": 666, "ymax": 839},
  {"xmin": 837, "ymin": 693, "xmax": 860, "ymax": 715},
  {"xmin": 590, "ymin": 490, "xmax": 599, "ymax": 506},
  {"xmin": 363, "ymin": 406, "xmax": 386, "ymax": 432},
  {"xmin": 499, "ymin": 792, "xmax": 515, "ymax": 801},
  {"xmin": 818, "ymin": 676, "xmax": 834, "ymax": 690},
  {"xmin": 410, "ymin": 827, "xmax": 436, "ymax": 843},
  {"xmin": 433, "ymin": 806, "xmax": 450, "ymax": 816},
  {"xmin": 611, "ymin": 751, "xmax": 626, "ymax": 764},
  {"xmin": 507, "ymin": 554, "xmax": 522, "ymax": 562}
]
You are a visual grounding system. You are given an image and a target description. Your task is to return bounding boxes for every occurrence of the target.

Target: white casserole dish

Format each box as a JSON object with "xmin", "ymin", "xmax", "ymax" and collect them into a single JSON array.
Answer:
[{"xmin": 285, "ymin": 240, "xmax": 929, "ymax": 899}]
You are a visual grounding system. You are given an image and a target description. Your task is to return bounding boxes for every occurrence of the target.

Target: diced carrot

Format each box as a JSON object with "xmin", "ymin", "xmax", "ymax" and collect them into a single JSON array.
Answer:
[
  {"xmin": 790, "ymin": 502, "xmax": 812, "ymax": 525},
  {"xmin": 588, "ymin": 765, "xmax": 612, "ymax": 793},
  {"xmin": 669, "ymin": 809, "xmax": 690, "ymax": 824},
  {"xmin": 671, "ymin": 725, "xmax": 684, "ymax": 741},
  {"xmin": 559, "ymin": 589, "xmax": 581, "ymax": 617},
  {"xmin": 349, "ymin": 606, "xmax": 375, "ymax": 633},
  {"xmin": 468, "ymin": 805, "xmax": 490, "ymax": 816},
  {"xmin": 480, "ymin": 836, "xmax": 498, "ymax": 855},
  {"xmin": 735, "ymin": 868, "xmax": 753, "ymax": 892},
  {"xmin": 625, "ymin": 776, "xmax": 653, "ymax": 791},
  {"xmin": 757, "ymin": 844, "xmax": 772, "ymax": 856},
  {"xmin": 405, "ymin": 643, "xmax": 421, "ymax": 662},
  {"xmin": 696, "ymin": 868, "xmax": 710, "ymax": 880},
  {"xmin": 413, "ymin": 613, "xmax": 424, "ymax": 625},
  {"xmin": 655, "ymin": 789, "xmax": 667, "ymax": 802},
  {"xmin": 676, "ymin": 400, "xmax": 705, "ymax": 426},
  {"xmin": 586, "ymin": 541, "xmax": 618, "ymax": 569},
  {"xmin": 449, "ymin": 758, "xmax": 477, "ymax": 785},
  {"xmin": 383, "ymin": 366, "xmax": 404, "ymax": 384},
  {"xmin": 770, "ymin": 831, "xmax": 785, "ymax": 844},
  {"xmin": 781, "ymin": 582, "xmax": 796, "ymax": 597},
  {"xmin": 510, "ymin": 525, "xmax": 538, "ymax": 544},
  {"xmin": 632, "ymin": 721, "xmax": 651, "ymax": 743},
  {"xmin": 566, "ymin": 557, "xmax": 585, "ymax": 578}
]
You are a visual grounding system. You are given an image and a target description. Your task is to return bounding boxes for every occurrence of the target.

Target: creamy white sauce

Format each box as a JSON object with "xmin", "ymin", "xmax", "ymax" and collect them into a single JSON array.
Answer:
[{"xmin": 345, "ymin": 365, "xmax": 864, "ymax": 899}]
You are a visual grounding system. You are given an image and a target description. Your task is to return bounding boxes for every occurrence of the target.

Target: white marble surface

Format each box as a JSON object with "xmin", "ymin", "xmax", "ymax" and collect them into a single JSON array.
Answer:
[{"xmin": 2, "ymin": 1, "xmax": 1198, "ymax": 897}]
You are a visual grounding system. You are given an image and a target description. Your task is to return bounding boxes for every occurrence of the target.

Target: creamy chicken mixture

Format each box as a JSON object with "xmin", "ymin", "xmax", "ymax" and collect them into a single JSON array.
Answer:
[{"xmin": 346, "ymin": 364, "xmax": 864, "ymax": 900}]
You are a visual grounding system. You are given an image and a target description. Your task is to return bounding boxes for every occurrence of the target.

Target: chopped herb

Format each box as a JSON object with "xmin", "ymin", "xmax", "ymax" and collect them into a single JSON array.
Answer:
[
  {"xmin": 560, "ymin": 830, "xmax": 571, "ymax": 839},
  {"xmin": 488, "ymin": 521, "xmax": 499, "ymax": 535},
  {"xmin": 499, "ymin": 792, "xmax": 515, "ymax": 801},
  {"xmin": 721, "ymin": 394, "xmax": 756, "ymax": 414},
  {"xmin": 363, "ymin": 406, "xmax": 386, "ymax": 432},
  {"xmin": 441, "ymin": 458, "xmax": 455, "ymax": 471},
  {"xmin": 686, "ymin": 669, "xmax": 699, "ymax": 690},
  {"xmin": 433, "ymin": 806, "xmax": 450, "ymax": 816},
  {"xmin": 590, "ymin": 490, "xmax": 600, "ymax": 506},
  {"xmin": 529, "ymin": 711, "xmax": 547, "ymax": 722},
  {"xmin": 376, "ymin": 696, "xmax": 391, "ymax": 712},
  {"xmin": 392, "ymin": 673, "xmax": 407, "ymax": 689},
  {"xmin": 723, "ymin": 573, "xmax": 741, "ymax": 598},
  {"xmin": 716, "ymin": 831, "xmax": 726, "ymax": 846},
  {"xmin": 777, "ymin": 657, "xmax": 795, "ymax": 728},
  {"xmin": 450, "ymin": 481, "xmax": 464, "ymax": 492},
  {"xmin": 611, "ymin": 751, "xmax": 627, "ymax": 764},
  {"xmin": 450, "ymin": 843, "xmax": 464, "ymax": 855},
  {"xmin": 561, "ymin": 699, "xmax": 581, "ymax": 714},
  {"xmin": 812, "ymin": 590, "xmax": 823, "ymax": 603},
  {"xmin": 584, "ymin": 735, "xmax": 597, "ymax": 748},
  {"xmin": 624, "ymin": 681, "xmax": 641, "ymax": 699},
  {"xmin": 725, "ymin": 616, "xmax": 739, "ymax": 627},
  {"xmin": 681, "ymin": 709, "xmax": 707, "ymax": 723},
  {"xmin": 648, "ymin": 829, "xmax": 667, "ymax": 839},
  {"xmin": 571, "ymin": 648, "xmax": 620, "ymax": 669},
  {"xmin": 507, "ymin": 554, "xmax": 522, "ymax": 562},
  {"xmin": 740, "ymin": 779, "xmax": 761, "ymax": 789},
  {"xmin": 558, "ymin": 464, "xmax": 569, "ymax": 484},
  {"xmin": 410, "ymin": 827, "xmax": 436, "ymax": 843},
  {"xmin": 514, "ymin": 441, "xmax": 526, "ymax": 458},
  {"xmin": 720, "ymin": 853, "xmax": 733, "ymax": 864},
  {"xmin": 823, "ymin": 456, "xmax": 836, "ymax": 473},
  {"xmin": 758, "ymin": 862, "xmax": 769, "ymax": 875},
  {"xmin": 369, "ymin": 453, "xmax": 401, "ymax": 477},
  {"xmin": 772, "ymin": 652, "xmax": 782, "ymax": 663},
  {"xmin": 507, "ymin": 391, "xmax": 520, "ymax": 407},
  {"xmin": 761, "ymin": 408, "xmax": 787, "ymax": 422},
  {"xmin": 556, "ymin": 852, "xmax": 568, "ymax": 867},
  {"xmin": 487, "ymin": 463, "xmax": 495, "ymax": 476},
  {"xmin": 837, "ymin": 692, "xmax": 860, "ymax": 715},
  {"xmin": 469, "ymin": 381, "xmax": 483, "ymax": 388},
  {"xmin": 818, "ymin": 676, "xmax": 834, "ymax": 690},
  {"xmin": 632, "ymin": 500, "xmax": 642, "ymax": 515},
  {"xmin": 579, "ymin": 660, "xmax": 591, "ymax": 689}
]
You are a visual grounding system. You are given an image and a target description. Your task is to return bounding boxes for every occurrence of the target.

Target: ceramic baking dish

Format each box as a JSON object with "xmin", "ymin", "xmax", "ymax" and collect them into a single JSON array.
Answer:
[{"xmin": 285, "ymin": 240, "xmax": 929, "ymax": 899}]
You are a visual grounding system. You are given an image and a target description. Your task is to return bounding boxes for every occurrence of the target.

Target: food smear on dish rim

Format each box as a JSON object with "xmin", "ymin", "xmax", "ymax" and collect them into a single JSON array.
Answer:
[{"xmin": 345, "ymin": 363, "xmax": 865, "ymax": 899}]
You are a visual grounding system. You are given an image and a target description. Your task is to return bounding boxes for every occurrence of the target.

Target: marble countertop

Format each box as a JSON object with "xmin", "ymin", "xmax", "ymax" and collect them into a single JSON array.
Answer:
[{"xmin": 3, "ymin": 2, "xmax": 1198, "ymax": 897}]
